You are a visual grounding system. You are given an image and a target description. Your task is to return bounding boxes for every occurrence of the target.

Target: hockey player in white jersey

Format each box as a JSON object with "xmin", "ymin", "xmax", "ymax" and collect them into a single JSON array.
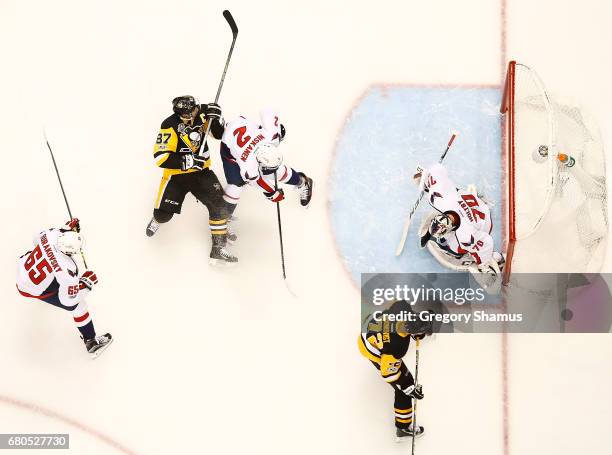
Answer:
[
  {"xmin": 220, "ymin": 108, "xmax": 313, "ymax": 223},
  {"xmin": 414, "ymin": 163, "xmax": 504, "ymax": 277},
  {"xmin": 16, "ymin": 219, "xmax": 112, "ymax": 359}
]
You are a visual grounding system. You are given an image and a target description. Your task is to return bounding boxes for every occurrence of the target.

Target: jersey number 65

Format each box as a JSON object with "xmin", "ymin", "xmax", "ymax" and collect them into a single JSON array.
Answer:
[{"xmin": 23, "ymin": 245, "xmax": 52, "ymax": 285}]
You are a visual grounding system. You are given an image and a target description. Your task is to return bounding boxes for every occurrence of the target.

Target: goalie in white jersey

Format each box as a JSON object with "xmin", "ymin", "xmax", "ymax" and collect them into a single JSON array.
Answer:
[
  {"xmin": 16, "ymin": 219, "xmax": 112, "ymax": 359},
  {"xmin": 220, "ymin": 108, "xmax": 313, "ymax": 222},
  {"xmin": 415, "ymin": 163, "xmax": 505, "ymax": 277}
]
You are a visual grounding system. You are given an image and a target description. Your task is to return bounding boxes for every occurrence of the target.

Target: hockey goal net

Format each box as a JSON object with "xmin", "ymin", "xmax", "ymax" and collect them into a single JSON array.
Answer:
[{"xmin": 501, "ymin": 60, "xmax": 608, "ymax": 282}]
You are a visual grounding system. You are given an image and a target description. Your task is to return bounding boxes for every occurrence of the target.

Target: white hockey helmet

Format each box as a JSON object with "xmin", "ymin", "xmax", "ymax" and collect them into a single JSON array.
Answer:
[
  {"xmin": 256, "ymin": 142, "xmax": 283, "ymax": 171},
  {"xmin": 57, "ymin": 230, "xmax": 84, "ymax": 255}
]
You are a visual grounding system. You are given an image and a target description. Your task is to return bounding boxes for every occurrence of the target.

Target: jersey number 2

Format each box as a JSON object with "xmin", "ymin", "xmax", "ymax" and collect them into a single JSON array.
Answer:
[
  {"xmin": 24, "ymin": 245, "xmax": 52, "ymax": 285},
  {"xmin": 233, "ymin": 126, "xmax": 251, "ymax": 148}
]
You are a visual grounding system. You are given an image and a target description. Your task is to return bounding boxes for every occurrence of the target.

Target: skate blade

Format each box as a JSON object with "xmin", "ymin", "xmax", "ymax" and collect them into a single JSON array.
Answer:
[
  {"xmin": 395, "ymin": 432, "xmax": 424, "ymax": 443},
  {"xmin": 90, "ymin": 338, "xmax": 114, "ymax": 360},
  {"xmin": 208, "ymin": 258, "xmax": 238, "ymax": 267},
  {"xmin": 284, "ymin": 280, "xmax": 298, "ymax": 298}
]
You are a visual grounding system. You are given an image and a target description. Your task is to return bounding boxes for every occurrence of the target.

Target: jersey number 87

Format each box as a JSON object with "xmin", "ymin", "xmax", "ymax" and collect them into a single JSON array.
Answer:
[{"xmin": 156, "ymin": 133, "xmax": 171, "ymax": 144}]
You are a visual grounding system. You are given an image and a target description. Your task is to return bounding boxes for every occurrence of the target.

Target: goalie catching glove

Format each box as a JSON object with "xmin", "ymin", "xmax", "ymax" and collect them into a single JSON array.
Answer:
[
  {"xmin": 468, "ymin": 252, "xmax": 506, "ymax": 292},
  {"xmin": 469, "ymin": 252, "xmax": 505, "ymax": 276}
]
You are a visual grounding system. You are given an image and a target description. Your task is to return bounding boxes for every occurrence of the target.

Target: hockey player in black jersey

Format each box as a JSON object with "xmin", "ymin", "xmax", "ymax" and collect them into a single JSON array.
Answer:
[
  {"xmin": 358, "ymin": 300, "xmax": 433, "ymax": 441},
  {"xmin": 146, "ymin": 95, "xmax": 237, "ymax": 265}
]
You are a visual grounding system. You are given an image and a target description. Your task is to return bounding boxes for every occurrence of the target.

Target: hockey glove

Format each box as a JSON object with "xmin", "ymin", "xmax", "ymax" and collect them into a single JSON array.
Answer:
[
  {"xmin": 79, "ymin": 270, "xmax": 98, "ymax": 291},
  {"xmin": 62, "ymin": 218, "xmax": 80, "ymax": 232},
  {"xmin": 181, "ymin": 153, "xmax": 206, "ymax": 171},
  {"xmin": 204, "ymin": 103, "xmax": 222, "ymax": 121},
  {"xmin": 402, "ymin": 384, "xmax": 424, "ymax": 400},
  {"xmin": 413, "ymin": 165, "xmax": 424, "ymax": 186},
  {"xmin": 264, "ymin": 189, "xmax": 285, "ymax": 203},
  {"xmin": 474, "ymin": 257, "xmax": 502, "ymax": 276}
]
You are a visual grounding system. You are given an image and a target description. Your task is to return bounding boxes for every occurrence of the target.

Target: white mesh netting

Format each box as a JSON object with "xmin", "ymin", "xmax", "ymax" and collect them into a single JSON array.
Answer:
[{"xmin": 505, "ymin": 62, "xmax": 608, "ymax": 275}]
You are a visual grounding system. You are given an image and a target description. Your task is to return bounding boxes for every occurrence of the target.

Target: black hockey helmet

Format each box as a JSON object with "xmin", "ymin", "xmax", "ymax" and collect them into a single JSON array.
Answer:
[
  {"xmin": 172, "ymin": 95, "xmax": 198, "ymax": 118},
  {"xmin": 389, "ymin": 300, "xmax": 434, "ymax": 337},
  {"xmin": 406, "ymin": 310, "xmax": 435, "ymax": 336}
]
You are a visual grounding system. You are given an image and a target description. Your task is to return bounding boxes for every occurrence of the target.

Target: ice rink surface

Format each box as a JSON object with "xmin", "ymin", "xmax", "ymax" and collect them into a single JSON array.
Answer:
[
  {"xmin": 1, "ymin": 0, "xmax": 611, "ymax": 454},
  {"xmin": 331, "ymin": 86, "xmax": 503, "ymax": 280}
]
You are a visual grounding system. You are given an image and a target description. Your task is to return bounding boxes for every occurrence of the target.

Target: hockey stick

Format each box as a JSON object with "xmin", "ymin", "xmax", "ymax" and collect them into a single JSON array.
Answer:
[
  {"xmin": 274, "ymin": 172, "xmax": 296, "ymax": 297},
  {"xmin": 45, "ymin": 132, "xmax": 74, "ymax": 220},
  {"xmin": 44, "ymin": 132, "xmax": 88, "ymax": 268},
  {"xmin": 198, "ymin": 10, "xmax": 238, "ymax": 158},
  {"xmin": 411, "ymin": 337, "xmax": 421, "ymax": 455},
  {"xmin": 395, "ymin": 133, "xmax": 457, "ymax": 256}
]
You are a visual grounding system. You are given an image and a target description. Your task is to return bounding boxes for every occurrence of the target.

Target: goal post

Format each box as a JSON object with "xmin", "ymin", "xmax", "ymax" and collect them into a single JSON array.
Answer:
[{"xmin": 501, "ymin": 60, "xmax": 608, "ymax": 283}]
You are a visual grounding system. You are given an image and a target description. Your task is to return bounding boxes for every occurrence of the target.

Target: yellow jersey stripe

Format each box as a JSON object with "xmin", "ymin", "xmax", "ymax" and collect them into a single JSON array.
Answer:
[{"xmin": 396, "ymin": 418, "xmax": 413, "ymax": 424}]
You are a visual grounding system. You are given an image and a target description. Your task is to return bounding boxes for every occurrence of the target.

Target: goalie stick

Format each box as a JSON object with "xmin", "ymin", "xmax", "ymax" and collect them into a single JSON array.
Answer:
[
  {"xmin": 198, "ymin": 10, "xmax": 238, "ymax": 158},
  {"xmin": 44, "ymin": 132, "xmax": 89, "ymax": 268},
  {"xmin": 395, "ymin": 133, "xmax": 457, "ymax": 256}
]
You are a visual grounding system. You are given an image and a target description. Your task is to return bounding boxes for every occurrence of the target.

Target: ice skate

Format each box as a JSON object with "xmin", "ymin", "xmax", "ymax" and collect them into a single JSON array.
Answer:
[
  {"xmin": 297, "ymin": 172, "xmax": 313, "ymax": 208},
  {"xmin": 395, "ymin": 424, "xmax": 424, "ymax": 442},
  {"xmin": 146, "ymin": 218, "xmax": 160, "ymax": 237},
  {"xmin": 84, "ymin": 333, "xmax": 113, "ymax": 359},
  {"xmin": 209, "ymin": 246, "xmax": 238, "ymax": 266}
]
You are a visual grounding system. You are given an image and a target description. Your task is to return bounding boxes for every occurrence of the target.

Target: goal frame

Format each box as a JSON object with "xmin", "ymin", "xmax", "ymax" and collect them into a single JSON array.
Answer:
[
  {"xmin": 501, "ymin": 60, "xmax": 608, "ymax": 281},
  {"xmin": 501, "ymin": 61, "xmax": 516, "ymax": 285}
]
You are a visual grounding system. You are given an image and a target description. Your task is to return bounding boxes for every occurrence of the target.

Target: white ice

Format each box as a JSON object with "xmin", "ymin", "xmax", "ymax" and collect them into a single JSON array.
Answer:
[{"xmin": 0, "ymin": 1, "xmax": 611, "ymax": 454}]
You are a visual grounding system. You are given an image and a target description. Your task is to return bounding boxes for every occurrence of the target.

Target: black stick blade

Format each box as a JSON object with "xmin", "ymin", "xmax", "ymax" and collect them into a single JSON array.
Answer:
[{"xmin": 223, "ymin": 10, "xmax": 238, "ymax": 36}]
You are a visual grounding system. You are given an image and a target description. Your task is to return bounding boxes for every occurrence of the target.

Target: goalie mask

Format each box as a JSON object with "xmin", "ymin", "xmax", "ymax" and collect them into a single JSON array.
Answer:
[
  {"xmin": 429, "ymin": 212, "xmax": 457, "ymax": 239},
  {"xmin": 57, "ymin": 230, "xmax": 84, "ymax": 255},
  {"xmin": 256, "ymin": 142, "xmax": 283, "ymax": 171}
]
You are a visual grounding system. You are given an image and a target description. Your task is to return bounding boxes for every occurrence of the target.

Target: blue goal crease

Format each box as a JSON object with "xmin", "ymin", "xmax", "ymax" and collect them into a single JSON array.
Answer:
[{"xmin": 329, "ymin": 86, "xmax": 503, "ymax": 284}]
